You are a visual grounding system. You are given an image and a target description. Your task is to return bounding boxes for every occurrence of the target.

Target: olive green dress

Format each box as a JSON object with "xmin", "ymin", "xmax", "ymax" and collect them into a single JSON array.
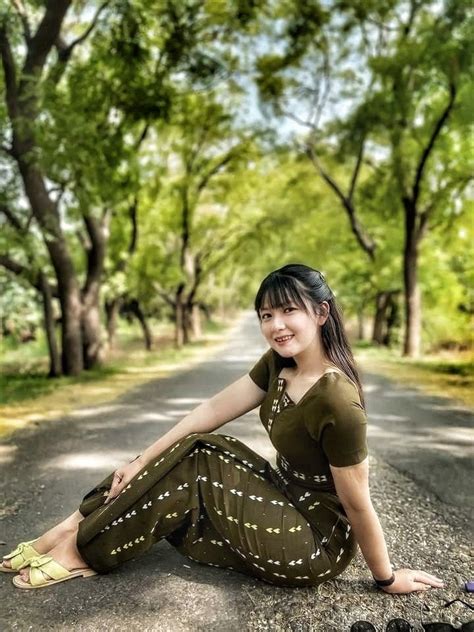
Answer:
[{"xmin": 76, "ymin": 348, "xmax": 368, "ymax": 587}]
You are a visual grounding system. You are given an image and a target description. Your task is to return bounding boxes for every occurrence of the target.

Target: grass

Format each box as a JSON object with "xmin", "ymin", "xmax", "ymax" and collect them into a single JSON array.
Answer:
[
  {"xmin": 354, "ymin": 342, "xmax": 474, "ymax": 408},
  {"xmin": 1, "ymin": 319, "xmax": 472, "ymax": 439},
  {"xmin": 0, "ymin": 316, "xmax": 233, "ymax": 438}
]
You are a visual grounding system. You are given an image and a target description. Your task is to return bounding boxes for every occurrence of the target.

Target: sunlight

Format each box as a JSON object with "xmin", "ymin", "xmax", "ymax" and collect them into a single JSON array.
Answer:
[
  {"xmin": 70, "ymin": 404, "xmax": 124, "ymax": 418},
  {"xmin": 362, "ymin": 383, "xmax": 380, "ymax": 393},
  {"xmin": 135, "ymin": 411, "xmax": 177, "ymax": 422},
  {"xmin": 42, "ymin": 451, "xmax": 134, "ymax": 471},
  {"xmin": 162, "ymin": 398, "xmax": 205, "ymax": 405},
  {"xmin": 366, "ymin": 424, "xmax": 401, "ymax": 440},
  {"xmin": 0, "ymin": 444, "xmax": 17, "ymax": 466},
  {"xmin": 429, "ymin": 426, "xmax": 474, "ymax": 445},
  {"xmin": 369, "ymin": 414, "xmax": 410, "ymax": 423}
]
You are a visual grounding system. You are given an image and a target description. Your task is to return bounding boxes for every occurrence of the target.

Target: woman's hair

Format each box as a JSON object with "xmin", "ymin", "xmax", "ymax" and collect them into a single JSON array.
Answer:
[{"xmin": 254, "ymin": 263, "xmax": 365, "ymax": 409}]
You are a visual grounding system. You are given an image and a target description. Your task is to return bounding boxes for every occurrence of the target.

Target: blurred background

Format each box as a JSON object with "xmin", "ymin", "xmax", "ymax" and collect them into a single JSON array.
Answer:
[{"xmin": 0, "ymin": 0, "xmax": 472, "ymax": 432}]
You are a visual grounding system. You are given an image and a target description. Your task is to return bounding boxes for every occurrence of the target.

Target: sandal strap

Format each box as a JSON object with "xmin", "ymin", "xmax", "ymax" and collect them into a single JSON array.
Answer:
[
  {"xmin": 3, "ymin": 540, "xmax": 39, "ymax": 570},
  {"xmin": 29, "ymin": 555, "xmax": 71, "ymax": 586}
]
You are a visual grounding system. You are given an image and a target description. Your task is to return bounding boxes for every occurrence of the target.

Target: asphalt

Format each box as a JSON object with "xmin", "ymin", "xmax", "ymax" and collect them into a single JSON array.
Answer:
[{"xmin": 0, "ymin": 312, "xmax": 472, "ymax": 631}]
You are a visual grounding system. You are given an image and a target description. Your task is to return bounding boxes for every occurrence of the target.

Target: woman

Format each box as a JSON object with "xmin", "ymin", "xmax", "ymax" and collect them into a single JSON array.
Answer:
[{"xmin": 2, "ymin": 264, "xmax": 444, "ymax": 593}]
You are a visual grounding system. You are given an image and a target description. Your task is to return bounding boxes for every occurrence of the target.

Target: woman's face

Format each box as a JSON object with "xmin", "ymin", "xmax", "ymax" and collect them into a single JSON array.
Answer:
[{"xmin": 258, "ymin": 298, "xmax": 328, "ymax": 358}]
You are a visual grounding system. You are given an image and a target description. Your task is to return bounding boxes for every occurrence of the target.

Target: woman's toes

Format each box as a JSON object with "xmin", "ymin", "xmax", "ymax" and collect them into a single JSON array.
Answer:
[
  {"xmin": 19, "ymin": 568, "xmax": 30, "ymax": 580},
  {"xmin": 2, "ymin": 560, "xmax": 12, "ymax": 569}
]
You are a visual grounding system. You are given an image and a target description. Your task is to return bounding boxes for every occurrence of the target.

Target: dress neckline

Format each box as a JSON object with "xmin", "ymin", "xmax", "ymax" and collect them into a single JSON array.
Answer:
[{"xmin": 276, "ymin": 369, "xmax": 343, "ymax": 408}]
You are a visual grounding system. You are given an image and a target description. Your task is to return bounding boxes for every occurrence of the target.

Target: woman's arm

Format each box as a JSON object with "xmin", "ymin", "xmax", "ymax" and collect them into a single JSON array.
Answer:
[
  {"xmin": 330, "ymin": 458, "xmax": 392, "ymax": 580},
  {"xmin": 330, "ymin": 459, "xmax": 445, "ymax": 594},
  {"xmin": 139, "ymin": 374, "xmax": 266, "ymax": 465},
  {"xmin": 105, "ymin": 374, "xmax": 266, "ymax": 503}
]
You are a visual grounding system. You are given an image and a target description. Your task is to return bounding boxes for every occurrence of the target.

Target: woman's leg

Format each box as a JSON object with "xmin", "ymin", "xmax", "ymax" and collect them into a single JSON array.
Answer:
[
  {"xmin": 18, "ymin": 525, "xmax": 89, "ymax": 583},
  {"xmin": 2, "ymin": 509, "xmax": 84, "ymax": 570}
]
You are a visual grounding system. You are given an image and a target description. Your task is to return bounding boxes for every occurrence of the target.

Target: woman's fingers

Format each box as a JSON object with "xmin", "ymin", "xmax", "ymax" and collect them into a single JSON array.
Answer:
[
  {"xmin": 410, "ymin": 571, "xmax": 444, "ymax": 593},
  {"xmin": 413, "ymin": 570, "xmax": 444, "ymax": 586},
  {"xmin": 104, "ymin": 471, "xmax": 124, "ymax": 504}
]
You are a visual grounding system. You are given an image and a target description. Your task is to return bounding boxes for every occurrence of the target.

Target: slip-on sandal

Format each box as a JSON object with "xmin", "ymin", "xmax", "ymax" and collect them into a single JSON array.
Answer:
[
  {"xmin": 1, "ymin": 539, "xmax": 40, "ymax": 573},
  {"xmin": 12, "ymin": 554, "xmax": 97, "ymax": 589}
]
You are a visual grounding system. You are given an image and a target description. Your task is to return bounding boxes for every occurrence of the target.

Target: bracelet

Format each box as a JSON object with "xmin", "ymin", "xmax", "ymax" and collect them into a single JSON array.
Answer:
[{"xmin": 373, "ymin": 571, "xmax": 396, "ymax": 587}]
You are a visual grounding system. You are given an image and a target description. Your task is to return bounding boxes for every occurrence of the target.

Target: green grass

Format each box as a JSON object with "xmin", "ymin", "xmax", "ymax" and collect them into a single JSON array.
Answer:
[
  {"xmin": 0, "ymin": 317, "xmax": 227, "ymax": 407},
  {"xmin": 354, "ymin": 342, "xmax": 473, "ymax": 407}
]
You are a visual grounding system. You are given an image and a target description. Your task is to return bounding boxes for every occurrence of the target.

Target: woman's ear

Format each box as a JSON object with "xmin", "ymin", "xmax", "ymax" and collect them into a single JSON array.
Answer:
[{"xmin": 318, "ymin": 301, "xmax": 330, "ymax": 326}]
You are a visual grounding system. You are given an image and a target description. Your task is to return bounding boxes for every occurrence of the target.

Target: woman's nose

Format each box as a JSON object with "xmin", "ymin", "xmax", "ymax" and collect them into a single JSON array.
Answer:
[{"xmin": 271, "ymin": 315, "xmax": 286, "ymax": 330}]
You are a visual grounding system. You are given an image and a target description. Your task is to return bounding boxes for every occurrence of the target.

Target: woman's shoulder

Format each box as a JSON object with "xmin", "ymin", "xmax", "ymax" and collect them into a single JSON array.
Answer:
[
  {"xmin": 249, "ymin": 347, "xmax": 294, "ymax": 391},
  {"xmin": 308, "ymin": 371, "xmax": 364, "ymax": 411}
]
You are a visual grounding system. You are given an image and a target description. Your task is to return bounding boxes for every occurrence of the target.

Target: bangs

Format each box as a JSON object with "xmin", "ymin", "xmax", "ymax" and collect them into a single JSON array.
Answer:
[{"xmin": 255, "ymin": 274, "xmax": 309, "ymax": 314}]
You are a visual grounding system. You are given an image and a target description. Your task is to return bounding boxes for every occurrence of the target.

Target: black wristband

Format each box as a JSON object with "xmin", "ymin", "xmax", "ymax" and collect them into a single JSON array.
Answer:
[{"xmin": 373, "ymin": 572, "xmax": 396, "ymax": 587}]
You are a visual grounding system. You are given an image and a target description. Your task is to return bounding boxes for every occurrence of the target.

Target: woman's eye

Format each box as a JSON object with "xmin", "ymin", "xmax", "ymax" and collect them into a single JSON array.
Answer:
[{"xmin": 284, "ymin": 307, "xmax": 296, "ymax": 312}]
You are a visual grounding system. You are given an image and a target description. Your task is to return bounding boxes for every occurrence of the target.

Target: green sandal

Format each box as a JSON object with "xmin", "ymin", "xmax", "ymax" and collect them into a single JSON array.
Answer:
[
  {"xmin": 12, "ymin": 554, "xmax": 97, "ymax": 589},
  {"xmin": 1, "ymin": 539, "xmax": 40, "ymax": 573}
]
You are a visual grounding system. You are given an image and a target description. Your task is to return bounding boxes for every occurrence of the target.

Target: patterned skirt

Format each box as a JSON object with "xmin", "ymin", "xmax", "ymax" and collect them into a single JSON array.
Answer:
[{"xmin": 76, "ymin": 432, "xmax": 357, "ymax": 587}]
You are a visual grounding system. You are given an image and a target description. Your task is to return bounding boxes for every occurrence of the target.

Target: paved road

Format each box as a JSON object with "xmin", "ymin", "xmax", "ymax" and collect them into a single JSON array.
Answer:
[
  {"xmin": 0, "ymin": 311, "xmax": 472, "ymax": 631},
  {"xmin": 363, "ymin": 369, "xmax": 473, "ymax": 513}
]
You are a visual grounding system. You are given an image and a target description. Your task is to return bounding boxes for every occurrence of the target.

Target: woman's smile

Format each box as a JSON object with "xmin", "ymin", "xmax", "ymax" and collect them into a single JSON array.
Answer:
[{"xmin": 274, "ymin": 334, "xmax": 294, "ymax": 345}]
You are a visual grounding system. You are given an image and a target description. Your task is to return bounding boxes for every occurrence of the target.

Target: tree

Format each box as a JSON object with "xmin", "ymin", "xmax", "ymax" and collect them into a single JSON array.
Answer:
[
  {"xmin": 127, "ymin": 91, "xmax": 265, "ymax": 347},
  {"xmin": 0, "ymin": 0, "xmax": 268, "ymax": 372},
  {"xmin": 253, "ymin": 0, "xmax": 472, "ymax": 356}
]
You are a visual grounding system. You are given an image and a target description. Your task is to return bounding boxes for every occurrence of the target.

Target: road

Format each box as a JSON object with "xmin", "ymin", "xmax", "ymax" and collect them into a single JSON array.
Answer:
[{"xmin": 0, "ymin": 312, "xmax": 472, "ymax": 631}]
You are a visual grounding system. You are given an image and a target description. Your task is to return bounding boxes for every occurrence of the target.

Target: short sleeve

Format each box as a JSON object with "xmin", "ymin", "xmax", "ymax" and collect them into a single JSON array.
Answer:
[
  {"xmin": 248, "ymin": 348, "xmax": 274, "ymax": 392},
  {"xmin": 307, "ymin": 376, "xmax": 368, "ymax": 467}
]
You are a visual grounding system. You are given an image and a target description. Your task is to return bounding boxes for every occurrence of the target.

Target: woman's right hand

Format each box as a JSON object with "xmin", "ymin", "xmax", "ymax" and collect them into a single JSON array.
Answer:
[
  {"xmin": 381, "ymin": 568, "xmax": 445, "ymax": 594},
  {"xmin": 104, "ymin": 456, "xmax": 147, "ymax": 504}
]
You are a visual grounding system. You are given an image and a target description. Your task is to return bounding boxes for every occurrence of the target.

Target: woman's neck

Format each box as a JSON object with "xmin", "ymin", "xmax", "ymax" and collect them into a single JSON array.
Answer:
[{"xmin": 291, "ymin": 341, "xmax": 335, "ymax": 379}]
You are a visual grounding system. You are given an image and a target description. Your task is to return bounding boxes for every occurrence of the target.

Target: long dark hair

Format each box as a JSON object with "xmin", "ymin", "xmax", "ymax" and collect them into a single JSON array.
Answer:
[{"xmin": 254, "ymin": 263, "xmax": 366, "ymax": 410}]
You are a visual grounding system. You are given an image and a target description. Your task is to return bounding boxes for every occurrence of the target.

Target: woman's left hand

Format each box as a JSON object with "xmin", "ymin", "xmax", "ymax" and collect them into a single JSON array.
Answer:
[
  {"xmin": 381, "ymin": 568, "xmax": 445, "ymax": 594},
  {"xmin": 104, "ymin": 456, "xmax": 146, "ymax": 504}
]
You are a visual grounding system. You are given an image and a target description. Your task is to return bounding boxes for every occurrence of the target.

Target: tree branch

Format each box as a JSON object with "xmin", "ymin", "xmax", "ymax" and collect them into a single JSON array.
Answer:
[
  {"xmin": 23, "ymin": 0, "xmax": 72, "ymax": 78},
  {"xmin": 0, "ymin": 203, "xmax": 24, "ymax": 232},
  {"xmin": 348, "ymin": 136, "xmax": 366, "ymax": 202},
  {"xmin": 66, "ymin": 0, "xmax": 110, "ymax": 52},
  {"xmin": 51, "ymin": 0, "xmax": 110, "ymax": 84},
  {"xmin": 0, "ymin": 253, "xmax": 26, "ymax": 277},
  {"xmin": 412, "ymin": 83, "xmax": 457, "ymax": 207},
  {"xmin": 306, "ymin": 143, "xmax": 376, "ymax": 260},
  {"xmin": 11, "ymin": 0, "xmax": 31, "ymax": 43},
  {"xmin": 0, "ymin": 24, "xmax": 19, "ymax": 120},
  {"xmin": 0, "ymin": 253, "xmax": 57, "ymax": 296},
  {"xmin": 152, "ymin": 284, "xmax": 176, "ymax": 309},
  {"xmin": 195, "ymin": 148, "xmax": 239, "ymax": 196}
]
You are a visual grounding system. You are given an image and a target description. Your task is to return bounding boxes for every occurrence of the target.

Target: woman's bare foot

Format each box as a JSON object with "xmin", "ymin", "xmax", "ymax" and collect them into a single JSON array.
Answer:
[
  {"xmin": 2, "ymin": 510, "xmax": 84, "ymax": 570},
  {"xmin": 18, "ymin": 531, "xmax": 89, "ymax": 584}
]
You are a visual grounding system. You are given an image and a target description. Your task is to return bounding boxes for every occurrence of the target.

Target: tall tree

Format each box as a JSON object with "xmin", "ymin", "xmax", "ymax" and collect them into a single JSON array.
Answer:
[
  {"xmin": 0, "ymin": 0, "xmax": 267, "ymax": 373},
  {"xmin": 254, "ymin": 0, "xmax": 471, "ymax": 356}
]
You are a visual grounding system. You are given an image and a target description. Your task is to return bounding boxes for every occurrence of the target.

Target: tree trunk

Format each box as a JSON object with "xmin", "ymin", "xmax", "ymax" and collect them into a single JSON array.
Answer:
[
  {"xmin": 105, "ymin": 299, "xmax": 120, "ymax": 349},
  {"xmin": 190, "ymin": 303, "xmax": 202, "ymax": 339},
  {"xmin": 18, "ymin": 165, "xmax": 84, "ymax": 375},
  {"xmin": 182, "ymin": 305, "xmax": 191, "ymax": 345},
  {"xmin": 174, "ymin": 285, "xmax": 185, "ymax": 348},
  {"xmin": 403, "ymin": 247, "xmax": 422, "ymax": 357},
  {"xmin": 57, "ymin": 274, "xmax": 83, "ymax": 376},
  {"xmin": 129, "ymin": 299, "xmax": 153, "ymax": 350},
  {"xmin": 82, "ymin": 299, "xmax": 104, "ymax": 368},
  {"xmin": 383, "ymin": 291, "xmax": 401, "ymax": 347},
  {"xmin": 403, "ymin": 201, "xmax": 422, "ymax": 357},
  {"xmin": 357, "ymin": 307, "xmax": 365, "ymax": 341},
  {"xmin": 2, "ymin": 2, "xmax": 83, "ymax": 376},
  {"xmin": 372, "ymin": 291, "xmax": 390, "ymax": 345},
  {"xmin": 39, "ymin": 272, "xmax": 61, "ymax": 377},
  {"xmin": 81, "ymin": 214, "xmax": 107, "ymax": 368}
]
